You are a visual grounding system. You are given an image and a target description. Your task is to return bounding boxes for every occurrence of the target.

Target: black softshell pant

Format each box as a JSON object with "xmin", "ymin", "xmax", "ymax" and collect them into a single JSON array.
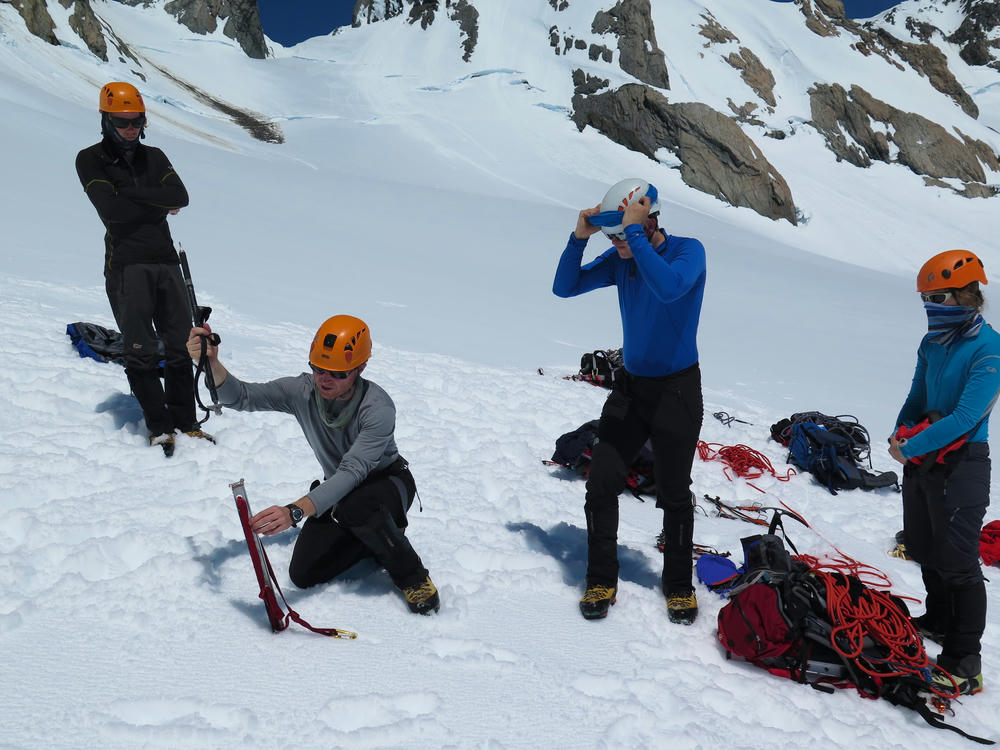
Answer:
[
  {"xmin": 288, "ymin": 461, "xmax": 428, "ymax": 590},
  {"xmin": 902, "ymin": 443, "xmax": 990, "ymax": 660},
  {"xmin": 105, "ymin": 262, "xmax": 195, "ymax": 436},
  {"xmin": 584, "ymin": 364, "xmax": 703, "ymax": 593}
]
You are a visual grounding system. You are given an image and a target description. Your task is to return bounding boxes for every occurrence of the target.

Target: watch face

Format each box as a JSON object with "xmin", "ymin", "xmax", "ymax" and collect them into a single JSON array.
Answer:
[{"xmin": 289, "ymin": 505, "xmax": 303, "ymax": 522}]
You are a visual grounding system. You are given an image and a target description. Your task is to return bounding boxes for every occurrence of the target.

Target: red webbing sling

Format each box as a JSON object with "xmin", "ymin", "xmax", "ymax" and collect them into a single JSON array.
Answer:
[{"xmin": 231, "ymin": 479, "xmax": 357, "ymax": 639}]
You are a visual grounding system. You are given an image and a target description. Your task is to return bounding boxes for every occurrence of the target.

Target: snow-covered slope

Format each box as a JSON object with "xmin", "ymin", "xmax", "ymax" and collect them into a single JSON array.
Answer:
[{"xmin": 1, "ymin": 1, "xmax": 998, "ymax": 747}]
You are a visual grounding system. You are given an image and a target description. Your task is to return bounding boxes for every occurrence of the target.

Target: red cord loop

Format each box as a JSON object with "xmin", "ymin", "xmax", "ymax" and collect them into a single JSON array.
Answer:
[{"xmin": 697, "ymin": 441, "xmax": 796, "ymax": 483}]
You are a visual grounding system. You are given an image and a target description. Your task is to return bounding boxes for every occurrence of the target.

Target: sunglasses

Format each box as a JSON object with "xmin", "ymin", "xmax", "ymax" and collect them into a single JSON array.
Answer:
[
  {"xmin": 109, "ymin": 114, "xmax": 146, "ymax": 129},
  {"xmin": 310, "ymin": 363, "xmax": 354, "ymax": 379},
  {"xmin": 920, "ymin": 291, "xmax": 954, "ymax": 304},
  {"xmin": 604, "ymin": 230, "xmax": 627, "ymax": 242}
]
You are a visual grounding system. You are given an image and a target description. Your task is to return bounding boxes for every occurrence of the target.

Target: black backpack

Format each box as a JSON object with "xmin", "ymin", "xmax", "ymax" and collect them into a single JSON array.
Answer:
[
  {"xmin": 576, "ymin": 349, "xmax": 624, "ymax": 388},
  {"xmin": 772, "ymin": 412, "xmax": 897, "ymax": 495},
  {"xmin": 66, "ymin": 322, "xmax": 165, "ymax": 367},
  {"xmin": 548, "ymin": 420, "xmax": 655, "ymax": 498}
]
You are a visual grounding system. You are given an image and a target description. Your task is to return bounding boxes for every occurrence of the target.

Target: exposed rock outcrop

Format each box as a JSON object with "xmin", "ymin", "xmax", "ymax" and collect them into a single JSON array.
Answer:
[
  {"xmin": 809, "ymin": 82, "xmax": 997, "ymax": 196},
  {"xmin": 592, "ymin": 0, "xmax": 669, "ymax": 89},
  {"xmin": 957, "ymin": 127, "xmax": 1000, "ymax": 171},
  {"xmin": 447, "ymin": 0, "xmax": 478, "ymax": 62},
  {"xmin": 10, "ymin": 0, "xmax": 58, "ymax": 45},
  {"xmin": 406, "ymin": 0, "xmax": 437, "ymax": 29},
  {"xmin": 728, "ymin": 99, "xmax": 766, "ymax": 127},
  {"xmin": 572, "ymin": 78, "xmax": 796, "ymax": 223},
  {"xmin": 144, "ymin": 56, "xmax": 284, "ymax": 143},
  {"xmin": 869, "ymin": 28, "xmax": 978, "ymax": 118},
  {"xmin": 698, "ymin": 13, "xmax": 738, "ymax": 47},
  {"xmin": 354, "ymin": 0, "xmax": 404, "ymax": 25},
  {"xmin": 163, "ymin": 0, "xmax": 268, "ymax": 59},
  {"xmin": 589, "ymin": 43, "xmax": 613, "ymax": 63},
  {"xmin": 726, "ymin": 47, "xmax": 776, "ymax": 108},
  {"xmin": 571, "ymin": 69, "xmax": 608, "ymax": 96},
  {"xmin": 814, "ymin": 0, "xmax": 846, "ymax": 20},
  {"xmin": 62, "ymin": 0, "xmax": 107, "ymax": 61},
  {"xmin": 354, "ymin": 0, "xmax": 478, "ymax": 61},
  {"xmin": 799, "ymin": 0, "xmax": 841, "ymax": 37},
  {"xmin": 948, "ymin": 0, "xmax": 1000, "ymax": 69}
]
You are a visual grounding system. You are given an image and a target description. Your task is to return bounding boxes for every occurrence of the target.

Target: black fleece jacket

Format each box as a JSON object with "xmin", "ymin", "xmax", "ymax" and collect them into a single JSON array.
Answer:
[{"xmin": 75, "ymin": 138, "xmax": 189, "ymax": 270}]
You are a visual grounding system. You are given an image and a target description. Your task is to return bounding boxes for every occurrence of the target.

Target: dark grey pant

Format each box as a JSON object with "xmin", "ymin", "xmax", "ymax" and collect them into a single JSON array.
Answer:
[
  {"xmin": 584, "ymin": 364, "xmax": 703, "ymax": 593},
  {"xmin": 902, "ymin": 443, "xmax": 990, "ymax": 660},
  {"xmin": 105, "ymin": 262, "xmax": 195, "ymax": 436}
]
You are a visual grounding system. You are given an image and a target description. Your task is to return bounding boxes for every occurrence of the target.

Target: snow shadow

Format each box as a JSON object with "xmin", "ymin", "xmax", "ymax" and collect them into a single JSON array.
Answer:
[
  {"xmin": 95, "ymin": 391, "xmax": 143, "ymax": 430},
  {"xmin": 506, "ymin": 521, "xmax": 660, "ymax": 590},
  {"xmin": 190, "ymin": 534, "xmax": 391, "ymax": 623},
  {"xmin": 189, "ymin": 536, "xmax": 261, "ymax": 590}
]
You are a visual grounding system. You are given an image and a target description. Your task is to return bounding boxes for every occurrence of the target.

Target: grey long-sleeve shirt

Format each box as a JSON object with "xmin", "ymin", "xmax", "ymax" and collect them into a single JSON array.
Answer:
[{"xmin": 216, "ymin": 373, "xmax": 400, "ymax": 516}]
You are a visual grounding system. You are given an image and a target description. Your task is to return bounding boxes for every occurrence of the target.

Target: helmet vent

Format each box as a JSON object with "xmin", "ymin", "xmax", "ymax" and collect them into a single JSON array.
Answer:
[{"xmin": 323, "ymin": 333, "xmax": 337, "ymax": 348}]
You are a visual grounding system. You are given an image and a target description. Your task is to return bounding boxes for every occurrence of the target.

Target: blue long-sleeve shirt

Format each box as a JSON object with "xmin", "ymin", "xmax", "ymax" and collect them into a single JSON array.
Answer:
[
  {"xmin": 895, "ymin": 324, "xmax": 1000, "ymax": 458},
  {"xmin": 553, "ymin": 224, "xmax": 706, "ymax": 377}
]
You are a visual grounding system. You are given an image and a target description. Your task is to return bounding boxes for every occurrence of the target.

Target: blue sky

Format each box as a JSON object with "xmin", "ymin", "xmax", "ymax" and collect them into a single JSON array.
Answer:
[
  {"xmin": 257, "ymin": 1, "xmax": 903, "ymax": 47},
  {"xmin": 777, "ymin": 0, "xmax": 900, "ymax": 18},
  {"xmin": 257, "ymin": 0, "xmax": 355, "ymax": 46}
]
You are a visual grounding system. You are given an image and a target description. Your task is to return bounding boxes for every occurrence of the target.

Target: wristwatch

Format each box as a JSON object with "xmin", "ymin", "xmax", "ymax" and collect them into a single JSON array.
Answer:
[{"xmin": 286, "ymin": 503, "xmax": 305, "ymax": 527}]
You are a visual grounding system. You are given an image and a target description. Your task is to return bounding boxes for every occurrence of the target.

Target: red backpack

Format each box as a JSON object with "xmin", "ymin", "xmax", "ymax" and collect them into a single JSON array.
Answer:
[
  {"xmin": 717, "ymin": 583, "xmax": 796, "ymax": 662},
  {"xmin": 981, "ymin": 520, "xmax": 1000, "ymax": 567}
]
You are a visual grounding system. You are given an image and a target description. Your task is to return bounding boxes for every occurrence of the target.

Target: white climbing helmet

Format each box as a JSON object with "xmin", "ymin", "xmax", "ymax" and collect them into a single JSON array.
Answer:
[{"xmin": 598, "ymin": 178, "xmax": 661, "ymax": 237}]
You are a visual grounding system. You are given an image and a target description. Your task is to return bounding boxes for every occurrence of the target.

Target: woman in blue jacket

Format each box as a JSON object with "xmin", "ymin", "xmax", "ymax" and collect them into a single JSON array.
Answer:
[{"xmin": 889, "ymin": 249, "xmax": 999, "ymax": 695}]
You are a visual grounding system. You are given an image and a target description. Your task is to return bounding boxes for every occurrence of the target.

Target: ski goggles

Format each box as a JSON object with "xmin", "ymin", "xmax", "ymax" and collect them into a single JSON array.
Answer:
[
  {"xmin": 310, "ymin": 363, "xmax": 355, "ymax": 379},
  {"xmin": 586, "ymin": 213, "xmax": 629, "ymax": 241},
  {"xmin": 920, "ymin": 290, "xmax": 954, "ymax": 304},
  {"xmin": 587, "ymin": 210, "xmax": 626, "ymax": 229},
  {"xmin": 108, "ymin": 114, "xmax": 146, "ymax": 129}
]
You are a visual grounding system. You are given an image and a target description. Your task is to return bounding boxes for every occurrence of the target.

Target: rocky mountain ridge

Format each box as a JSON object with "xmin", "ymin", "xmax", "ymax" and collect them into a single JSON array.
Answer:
[
  {"xmin": 7, "ymin": 0, "xmax": 1000, "ymax": 224},
  {"xmin": 354, "ymin": 0, "xmax": 1000, "ymax": 224},
  {"xmin": 4, "ymin": 0, "xmax": 266, "ymax": 58}
]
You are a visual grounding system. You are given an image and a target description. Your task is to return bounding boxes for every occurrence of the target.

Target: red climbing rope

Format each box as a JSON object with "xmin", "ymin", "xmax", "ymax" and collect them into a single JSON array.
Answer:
[
  {"xmin": 697, "ymin": 441, "xmax": 796, "ymax": 485},
  {"xmin": 797, "ymin": 560, "xmax": 959, "ymax": 700}
]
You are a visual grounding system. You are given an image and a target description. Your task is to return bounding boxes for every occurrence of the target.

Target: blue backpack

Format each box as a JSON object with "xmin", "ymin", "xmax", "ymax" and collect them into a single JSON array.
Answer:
[{"xmin": 788, "ymin": 422, "xmax": 897, "ymax": 495}]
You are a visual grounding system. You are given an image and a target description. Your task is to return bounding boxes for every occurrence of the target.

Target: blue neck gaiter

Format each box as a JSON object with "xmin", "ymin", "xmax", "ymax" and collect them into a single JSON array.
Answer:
[{"xmin": 925, "ymin": 302, "xmax": 984, "ymax": 346}]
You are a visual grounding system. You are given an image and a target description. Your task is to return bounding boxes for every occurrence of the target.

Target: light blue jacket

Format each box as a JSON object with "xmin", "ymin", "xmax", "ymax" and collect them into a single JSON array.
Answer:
[
  {"xmin": 553, "ymin": 224, "xmax": 706, "ymax": 377},
  {"xmin": 895, "ymin": 324, "xmax": 1000, "ymax": 459}
]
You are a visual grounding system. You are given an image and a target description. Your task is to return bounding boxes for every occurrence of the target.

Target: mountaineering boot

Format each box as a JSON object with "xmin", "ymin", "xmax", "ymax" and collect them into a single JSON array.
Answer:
[
  {"xmin": 660, "ymin": 496, "xmax": 697, "ymax": 624},
  {"xmin": 149, "ymin": 432, "xmax": 175, "ymax": 457},
  {"xmin": 400, "ymin": 576, "xmax": 440, "ymax": 615},
  {"xmin": 579, "ymin": 584, "xmax": 617, "ymax": 620},
  {"xmin": 888, "ymin": 529, "xmax": 912, "ymax": 560},
  {"xmin": 350, "ymin": 509, "xmax": 436, "ymax": 614},
  {"xmin": 666, "ymin": 589, "xmax": 699, "ymax": 625},
  {"xmin": 912, "ymin": 613, "xmax": 946, "ymax": 644},
  {"xmin": 933, "ymin": 654, "xmax": 984, "ymax": 695},
  {"xmin": 182, "ymin": 428, "xmax": 216, "ymax": 443}
]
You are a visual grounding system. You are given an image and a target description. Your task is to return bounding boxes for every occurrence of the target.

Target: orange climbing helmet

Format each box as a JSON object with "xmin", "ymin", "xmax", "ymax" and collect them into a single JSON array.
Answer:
[
  {"xmin": 916, "ymin": 249, "xmax": 988, "ymax": 292},
  {"xmin": 99, "ymin": 82, "xmax": 145, "ymax": 114},
  {"xmin": 309, "ymin": 315, "xmax": 372, "ymax": 371}
]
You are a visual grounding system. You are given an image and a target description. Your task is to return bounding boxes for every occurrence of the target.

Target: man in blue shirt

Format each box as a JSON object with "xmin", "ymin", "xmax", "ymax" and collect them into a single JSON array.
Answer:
[{"xmin": 553, "ymin": 178, "xmax": 706, "ymax": 623}]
